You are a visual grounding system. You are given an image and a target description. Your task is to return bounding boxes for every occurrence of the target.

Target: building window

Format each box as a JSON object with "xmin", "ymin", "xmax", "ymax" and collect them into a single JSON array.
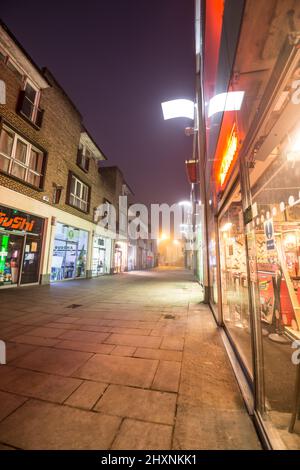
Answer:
[
  {"xmin": 0, "ymin": 126, "xmax": 45, "ymax": 189},
  {"xmin": 77, "ymin": 144, "xmax": 92, "ymax": 172},
  {"xmin": 67, "ymin": 172, "xmax": 90, "ymax": 213},
  {"xmin": 17, "ymin": 79, "xmax": 44, "ymax": 128}
]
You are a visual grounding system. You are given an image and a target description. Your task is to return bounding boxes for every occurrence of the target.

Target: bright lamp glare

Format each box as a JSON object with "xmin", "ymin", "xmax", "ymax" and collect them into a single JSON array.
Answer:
[
  {"xmin": 178, "ymin": 201, "xmax": 191, "ymax": 207},
  {"xmin": 208, "ymin": 91, "xmax": 245, "ymax": 118},
  {"xmin": 287, "ymin": 132, "xmax": 300, "ymax": 161},
  {"xmin": 161, "ymin": 99, "xmax": 195, "ymax": 120}
]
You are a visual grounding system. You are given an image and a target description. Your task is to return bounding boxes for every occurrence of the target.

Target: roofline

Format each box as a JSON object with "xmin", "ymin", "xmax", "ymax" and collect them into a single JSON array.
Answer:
[
  {"xmin": 0, "ymin": 18, "xmax": 51, "ymax": 87},
  {"xmin": 42, "ymin": 67, "xmax": 82, "ymax": 118},
  {"xmin": 100, "ymin": 165, "xmax": 134, "ymax": 195},
  {"xmin": 81, "ymin": 125, "xmax": 108, "ymax": 160}
]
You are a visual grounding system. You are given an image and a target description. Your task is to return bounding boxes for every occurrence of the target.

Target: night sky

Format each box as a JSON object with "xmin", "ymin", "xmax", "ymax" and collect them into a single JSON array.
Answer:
[{"xmin": 1, "ymin": 1, "xmax": 195, "ymax": 206}]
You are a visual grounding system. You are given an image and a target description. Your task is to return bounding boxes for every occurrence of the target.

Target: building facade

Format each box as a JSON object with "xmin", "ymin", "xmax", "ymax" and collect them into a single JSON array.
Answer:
[
  {"xmin": 196, "ymin": 0, "xmax": 300, "ymax": 449},
  {"xmin": 0, "ymin": 21, "xmax": 131, "ymax": 287}
]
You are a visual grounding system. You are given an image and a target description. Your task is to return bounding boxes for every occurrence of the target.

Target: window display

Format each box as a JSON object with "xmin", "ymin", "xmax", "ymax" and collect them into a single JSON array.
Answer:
[
  {"xmin": 51, "ymin": 223, "xmax": 88, "ymax": 281},
  {"xmin": 251, "ymin": 130, "xmax": 300, "ymax": 448},
  {"xmin": 219, "ymin": 183, "xmax": 253, "ymax": 376}
]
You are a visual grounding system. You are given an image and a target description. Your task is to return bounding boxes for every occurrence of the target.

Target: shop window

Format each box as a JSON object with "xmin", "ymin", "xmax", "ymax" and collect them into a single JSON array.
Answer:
[
  {"xmin": 250, "ymin": 130, "xmax": 300, "ymax": 447},
  {"xmin": 208, "ymin": 202, "xmax": 218, "ymax": 307},
  {"xmin": 219, "ymin": 183, "xmax": 253, "ymax": 376},
  {"xmin": 17, "ymin": 79, "xmax": 44, "ymax": 129},
  {"xmin": 51, "ymin": 223, "xmax": 88, "ymax": 282},
  {"xmin": 67, "ymin": 172, "xmax": 90, "ymax": 213},
  {"xmin": 0, "ymin": 126, "xmax": 45, "ymax": 189}
]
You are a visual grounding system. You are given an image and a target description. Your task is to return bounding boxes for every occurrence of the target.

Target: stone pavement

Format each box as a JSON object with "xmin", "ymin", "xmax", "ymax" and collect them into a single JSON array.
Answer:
[{"xmin": 0, "ymin": 267, "xmax": 261, "ymax": 450}]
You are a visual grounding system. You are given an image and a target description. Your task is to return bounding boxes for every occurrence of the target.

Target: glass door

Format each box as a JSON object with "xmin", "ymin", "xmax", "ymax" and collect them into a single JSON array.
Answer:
[
  {"xmin": 0, "ymin": 232, "xmax": 24, "ymax": 286},
  {"xmin": 21, "ymin": 234, "xmax": 42, "ymax": 284},
  {"xmin": 64, "ymin": 242, "xmax": 77, "ymax": 279}
]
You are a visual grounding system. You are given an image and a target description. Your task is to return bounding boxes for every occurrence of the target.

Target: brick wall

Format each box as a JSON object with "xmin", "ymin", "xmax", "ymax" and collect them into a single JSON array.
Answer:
[{"xmin": 0, "ymin": 59, "xmax": 117, "ymax": 224}]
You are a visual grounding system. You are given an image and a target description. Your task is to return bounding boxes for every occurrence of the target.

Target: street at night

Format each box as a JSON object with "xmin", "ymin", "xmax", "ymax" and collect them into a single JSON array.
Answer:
[
  {"xmin": 0, "ymin": 268, "xmax": 260, "ymax": 450},
  {"xmin": 1, "ymin": 0, "xmax": 300, "ymax": 457}
]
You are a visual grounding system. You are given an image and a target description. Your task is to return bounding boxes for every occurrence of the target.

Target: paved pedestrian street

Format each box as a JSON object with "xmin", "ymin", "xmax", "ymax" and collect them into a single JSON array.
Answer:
[{"xmin": 0, "ymin": 268, "xmax": 261, "ymax": 450}]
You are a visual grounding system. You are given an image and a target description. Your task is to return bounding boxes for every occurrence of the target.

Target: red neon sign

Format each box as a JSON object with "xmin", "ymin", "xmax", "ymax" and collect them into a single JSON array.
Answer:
[
  {"xmin": 0, "ymin": 212, "xmax": 35, "ymax": 232},
  {"xmin": 219, "ymin": 125, "xmax": 238, "ymax": 187}
]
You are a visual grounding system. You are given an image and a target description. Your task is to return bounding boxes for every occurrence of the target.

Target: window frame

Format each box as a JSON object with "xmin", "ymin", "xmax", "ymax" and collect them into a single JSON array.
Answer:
[
  {"xmin": 77, "ymin": 144, "xmax": 92, "ymax": 173},
  {"xmin": 0, "ymin": 123, "xmax": 46, "ymax": 190},
  {"xmin": 22, "ymin": 78, "xmax": 41, "ymax": 124},
  {"xmin": 66, "ymin": 171, "xmax": 91, "ymax": 214}
]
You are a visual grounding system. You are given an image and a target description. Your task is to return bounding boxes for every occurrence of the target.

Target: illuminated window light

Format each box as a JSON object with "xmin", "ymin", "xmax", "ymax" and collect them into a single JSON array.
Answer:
[
  {"xmin": 220, "ymin": 222, "xmax": 232, "ymax": 232},
  {"xmin": 288, "ymin": 195, "xmax": 295, "ymax": 206},
  {"xmin": 161, "ymin": 99, "xmax": 195, "ymax": 120},
  {"xmin": 287, "ymin": 132, "xmax": 300, "ymax": 161},
  {"xmin": 208, "ymin": 91, "xmax": 245, "ymax": 118}
]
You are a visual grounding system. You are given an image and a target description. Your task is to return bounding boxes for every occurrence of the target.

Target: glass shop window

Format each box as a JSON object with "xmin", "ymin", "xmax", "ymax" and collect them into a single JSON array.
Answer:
[
  {"xmin": 219, "ymin": 183, "xmax": 253, "ymax": 376},
  {"xmin": 250, "ymin": 128, "xmax": 300, "ymax": 448}
]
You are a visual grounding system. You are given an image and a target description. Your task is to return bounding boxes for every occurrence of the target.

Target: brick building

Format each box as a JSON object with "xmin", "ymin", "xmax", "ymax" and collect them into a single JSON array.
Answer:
[{"xmin": 0, "ymin": 20, "xmax": 131, "ymax": 287}]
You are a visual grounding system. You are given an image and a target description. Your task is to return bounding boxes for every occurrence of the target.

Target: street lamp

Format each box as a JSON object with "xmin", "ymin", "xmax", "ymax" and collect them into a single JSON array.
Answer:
[{"xmin": 161, "ymin": 99, "xmax": 195, "ymax": 120}]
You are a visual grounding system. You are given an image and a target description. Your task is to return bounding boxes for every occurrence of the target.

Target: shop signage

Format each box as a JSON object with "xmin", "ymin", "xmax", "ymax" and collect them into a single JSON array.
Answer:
[
  {"xmin": 264, "ymin": 219, "xmax": 275, "ymax": 251},
  {"xmin": 219, "ymin": 125, "xmax": 238, "ymax": 187},
  {"xmin": 0, "ymin": 206, "xmax": 44, "ymax": 235},
  {"xmin": 244, "ymin": 205, "xmax": 253, "ymax": 225}
]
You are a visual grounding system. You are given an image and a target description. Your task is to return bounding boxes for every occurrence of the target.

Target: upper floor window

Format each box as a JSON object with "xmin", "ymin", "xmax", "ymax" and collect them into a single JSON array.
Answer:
[
  {"xmin": 17, "ymin": 79, "xmax": 44, "ymax": 129},
  {"xmin": 77, "ymin": 144, "xmax": 93, "ymax": 172},
  {"xmin": 67, "ymin": 172, "xmax": 90, "ymax": 213},
  {"xmin": 0, "ymin": 125, "xmax": 45, "ymax": 189}
]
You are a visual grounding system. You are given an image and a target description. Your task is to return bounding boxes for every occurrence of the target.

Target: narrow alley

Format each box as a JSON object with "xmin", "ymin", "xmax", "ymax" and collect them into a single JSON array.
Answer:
[{"xmin": 0, "ymin": 268, "xmax": 261, "ymax": 450}]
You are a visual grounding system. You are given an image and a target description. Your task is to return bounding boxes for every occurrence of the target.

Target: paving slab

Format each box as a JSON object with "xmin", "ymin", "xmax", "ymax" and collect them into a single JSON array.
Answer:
[
  {"xmin": 73, "ymin": 354, "xmax": 158, "ymax": 388},
  {"xmin": 112, "ymin": 419, "xmax": 173, "ymax": 450},
  {"xmin": 0, "ymin": 400, "xmax": 121, "ymax": 450},
  {"xmin": 0, "ymin": 367, "xmax": 82, "ymax": 403},
  {"xmin": 11, "ymin": 347, "xmax": 92, "ymax": 376},
  {"xmin": 65, "ymin": 381, "xmax": 107, "ymax": 409},
  {"xmin": 95, "ymin": 384, "xmax": 176, "ymax": 424},
  {"xmin": 134, "ymin": 347, "xmax": 182, "ymax": 362},
  {"xmin": 152, "ymin": 361, "xmax": 181, "ymax": 392},
  {"xmin": 58, "ymin": 330, "xmax": 110, "ymax": 343},
  {"xmin": 105, "ymin": 334, "xmax": 162, "ymax": 349},
  {"xmin": 0, "ymin": 391, "xmax": 27, "ymax": 422}
]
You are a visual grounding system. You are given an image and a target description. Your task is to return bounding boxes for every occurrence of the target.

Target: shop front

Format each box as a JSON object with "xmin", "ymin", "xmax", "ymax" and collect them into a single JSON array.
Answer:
[
  {"xmin": 92, "ymin": 235, "xmax": 111, "ymax": 276},
  {"xmin": 51, "ymin": 222, "xmax": 88, "ymax": 281},
  {"xmin": 0, "ymin": 205, "xmax": 44, "ymax": 286},
  {"xmin": 207, "ymin": 77, "xmax": 300, "ymax": 449}
]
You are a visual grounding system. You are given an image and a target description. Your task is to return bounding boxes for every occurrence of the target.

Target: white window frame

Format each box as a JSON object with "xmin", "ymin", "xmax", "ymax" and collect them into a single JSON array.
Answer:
[
  {"xmin": 23, "ymin": 78, "xmax": 41, "ymax": 123},
  {"xmin": 78, "ymin": 143, "xmax": 93, "ymax": 170},
  {"xmin": 69, "ymin": 174, "xmax": 90, "ymax": 212},
  {"xmin": 0, "ymin": 125, "xmax": 44, "ymax": 188}
]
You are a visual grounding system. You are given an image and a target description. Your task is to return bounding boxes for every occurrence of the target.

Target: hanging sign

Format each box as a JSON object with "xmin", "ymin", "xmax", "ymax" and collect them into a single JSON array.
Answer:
[
  {"xmin": 185, "ymin": 159, "xmax": 199, "ymax": 184},
  {"xmin": 264, "ymin": 219, "xmax": 275, "ymax": 251}
]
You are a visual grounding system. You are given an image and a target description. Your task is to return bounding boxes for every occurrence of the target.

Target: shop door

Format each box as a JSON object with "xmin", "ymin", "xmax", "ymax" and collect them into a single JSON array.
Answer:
[
  {"xmin": 64, "ymin": 242, "xmax": 77, "ymax": 279},
  {"xmin": 0, "ymin": 232, "xmax": 24, "ymax": 286},
  {"xmin": 21, "ymin": 235, "xmax": 42, "ymax": 284}
]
